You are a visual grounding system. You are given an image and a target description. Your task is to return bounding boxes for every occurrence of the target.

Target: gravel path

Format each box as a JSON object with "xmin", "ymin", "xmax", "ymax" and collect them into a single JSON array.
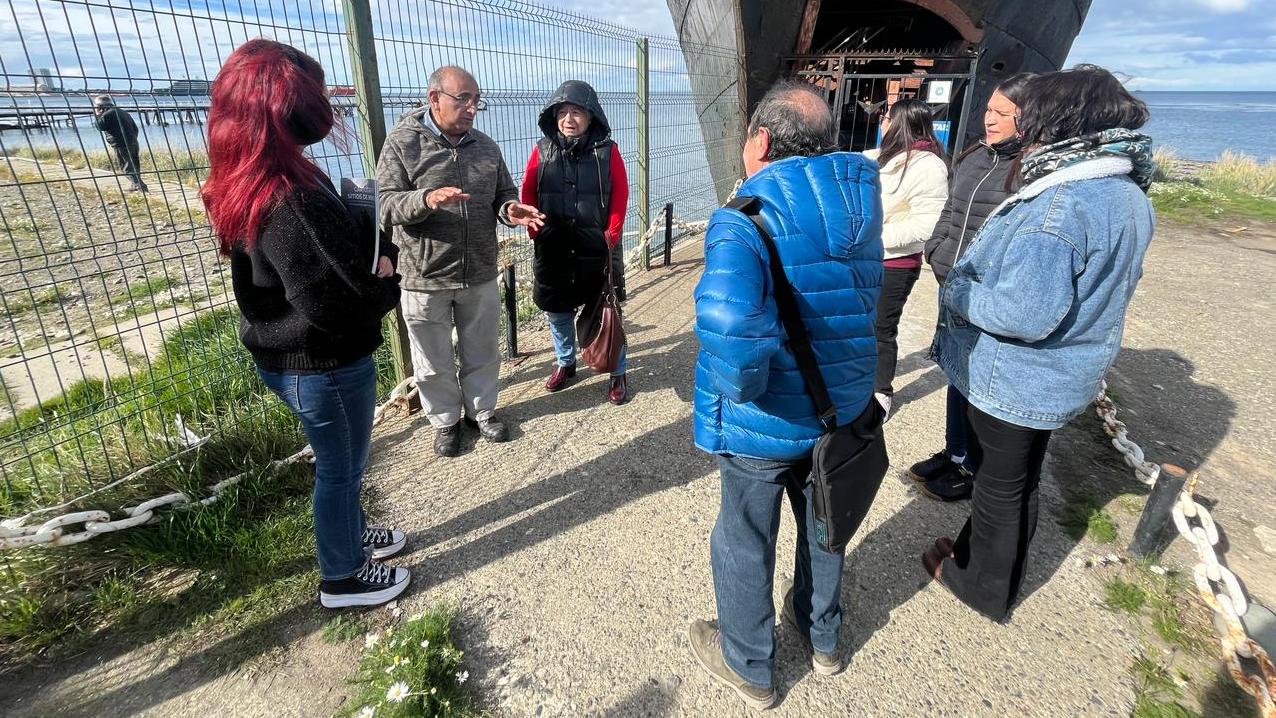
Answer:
[{"xmin": 14, "ymin": 219, "xmax": 1274, "ymax": 717}]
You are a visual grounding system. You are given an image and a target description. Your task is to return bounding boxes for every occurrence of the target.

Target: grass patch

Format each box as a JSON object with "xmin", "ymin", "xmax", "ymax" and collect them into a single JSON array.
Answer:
[
  {"xmin": 1058, "ymin": 493, "xmax": 1119, "ymax": 544},
  {"xmin": 0, "ymin": 310, "xmax": 410, "ymax": 665},
  {"xmin": 339, "ymin": 605, "xmax": 477, "ymax": 718},
  {"xmin": 323, "ymin": 614, "xmax": 369, "ymax": 644},
  {"xmin": 4, "ymin": 283, "xmax": 69, "ymax": 315},
  {"xmin": 1105, "ymin": 577, "xmax": 1148, "ymax": 613},
  {"xmin": 8, "ymin": 145, "xmax": 210, "ymax": 188},
  {"xmin": 1200, "ymin": 151, "xmax": 1276, "ymax": 197},
  {"xmin": 1132, "ymin": 654, "xmax": 1198, "ymax": 718}
]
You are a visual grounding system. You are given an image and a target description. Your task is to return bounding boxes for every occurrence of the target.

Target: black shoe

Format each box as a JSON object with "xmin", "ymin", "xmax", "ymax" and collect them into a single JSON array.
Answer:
[
  {"xmin": 919, "ymin": 465, "xmax": 975, "ymax": 502},
  {"xmin": 434, "ymin": 423, "xmax": 461, "ymax": 457},
  {"xmin": 319, "ymin": 560, "xmax": 410, "ymax": 608},
  {"xmin": 463, "ymin": 415, "xmax": 509, "ymax": 443},
  {"xmin": 909, "ymin": 450, "xmax": 953, "ymax": 483},
  {"xmin": 362, "ymin": 526, "xmax": 406, "ymax": 559}
]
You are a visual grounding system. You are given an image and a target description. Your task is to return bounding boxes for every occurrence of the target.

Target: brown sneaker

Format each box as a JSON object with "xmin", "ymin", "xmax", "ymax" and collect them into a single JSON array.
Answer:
[
  {"xmin": 545, "ymin": 363, "xmax": 576, "ymax": 392},
  {"xmin": 779, "ymin": 581, "xmax": 843, "ymax": 676},
  {"xmin": 687, "ymin": 619, "xmax": 776, "ymax": 710}
]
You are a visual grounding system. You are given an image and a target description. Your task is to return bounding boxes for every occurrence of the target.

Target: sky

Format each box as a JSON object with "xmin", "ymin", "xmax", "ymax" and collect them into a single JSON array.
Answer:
[
  {"xmin": 554, "ymin": 0, "xmax": 1276, "ymax": 92},
  {"xmin": 2, "ymin": 0, "xmax": 1273, "ymax": 93}
]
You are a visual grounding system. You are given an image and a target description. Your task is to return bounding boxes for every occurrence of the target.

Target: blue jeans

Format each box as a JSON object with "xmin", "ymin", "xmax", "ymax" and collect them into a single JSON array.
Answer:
[
  {"xmin": 711, "ymin": 454, "xmax": 846, "ymax": 688},
  {"xmin": 945, "ymin": 384, "xmax": 969, "ymax": 459},
  {"xmin": 545, "ymin": 310, "xmax": 627, "ymax": 377},
  {"xmin": 258, "ymin": 355, "xmax": 375, "ymax": 581}
]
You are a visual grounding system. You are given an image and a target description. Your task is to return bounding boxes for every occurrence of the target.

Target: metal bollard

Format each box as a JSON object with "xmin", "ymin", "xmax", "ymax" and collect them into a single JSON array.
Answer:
[
  {"xmin": 1128, "ymin": 463, "xmax": 1191, "ymax": 559},
  {"xmin": 663, "ymin": 202, "xmax": 673, "ymax": 267},
  {"xmin": 502, "ymin": 263, "xmax": 518, "ymax": 359}
]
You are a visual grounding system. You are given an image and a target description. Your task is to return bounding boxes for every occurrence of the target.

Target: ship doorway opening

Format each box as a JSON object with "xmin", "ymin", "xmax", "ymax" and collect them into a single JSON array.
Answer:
[{"xmin": 786, "ymin": 1, "xmax": 978, "ymax": 155}]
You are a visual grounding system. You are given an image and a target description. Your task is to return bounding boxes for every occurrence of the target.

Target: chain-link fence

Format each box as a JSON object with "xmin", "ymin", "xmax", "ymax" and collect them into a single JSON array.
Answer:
[{"xmin": 0, "ymin": 0, "xmax": 737, "ymax": 537}]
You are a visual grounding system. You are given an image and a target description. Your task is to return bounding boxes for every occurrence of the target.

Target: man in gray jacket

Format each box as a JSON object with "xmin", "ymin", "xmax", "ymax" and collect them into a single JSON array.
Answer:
[{"xmin": 378, "ymin": 65, "xmax": 543, "ymax": 457}]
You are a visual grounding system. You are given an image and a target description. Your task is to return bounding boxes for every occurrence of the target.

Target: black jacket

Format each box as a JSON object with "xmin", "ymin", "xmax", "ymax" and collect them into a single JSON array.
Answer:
[
  {"xmin": 531, "ymin": 81, "xmax": 615, "ymax": 312},
  {"xmin": 231, "ymin": 185, "xmax": 401, "ymax": 372},
  {"xmin": 94, "ymin": 106, "xmax": 138, "ymax": 148},
  {"xmin": 923, "ymin": 138, "xmax": 1022, "ymax": 284}
]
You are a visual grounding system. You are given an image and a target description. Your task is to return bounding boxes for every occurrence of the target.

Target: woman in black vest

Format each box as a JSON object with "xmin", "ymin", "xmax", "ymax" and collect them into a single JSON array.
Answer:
[
  {"xmin": 520, "ymin": 80, "xmax": 631, "ymax": 404},
  {"xmin": 910, "ymin": 73, "xmax": 1034, "ymax": 502}
]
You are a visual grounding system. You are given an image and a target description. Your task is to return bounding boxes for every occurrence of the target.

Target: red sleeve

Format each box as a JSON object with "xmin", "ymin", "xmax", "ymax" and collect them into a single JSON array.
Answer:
[
  {"xmin": 606, "ymin": 144, "xmax": 629, "ymax": 249},
  {"xmin": 521, "ymin": 145, "xmax": 540, "ymax": 240}
]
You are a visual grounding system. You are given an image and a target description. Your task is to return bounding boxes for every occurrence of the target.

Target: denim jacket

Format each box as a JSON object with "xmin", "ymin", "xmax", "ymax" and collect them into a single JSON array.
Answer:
[{"xmin": 932, "ymin": 156, "xmax": 1154, "ymax": 429}]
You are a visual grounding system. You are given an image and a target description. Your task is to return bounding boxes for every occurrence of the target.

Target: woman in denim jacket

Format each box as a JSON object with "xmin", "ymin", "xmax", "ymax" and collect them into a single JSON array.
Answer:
[{"xmin": 923, "ymin": 65, "xmax": 1156, "ymax": 621}]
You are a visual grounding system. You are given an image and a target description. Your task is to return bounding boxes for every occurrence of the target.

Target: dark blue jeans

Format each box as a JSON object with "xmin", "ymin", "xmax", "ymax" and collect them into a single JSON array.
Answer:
[
  {"xmin": 711, "ymin": 453, "xmax": 846, "ymax": 688},
  {"xmin": 945, "ymin": 384, "xmax": 970, "ymax": 459},
  {"xmin": 258, "ymin": 355, "xmax": 375, "ymax": 581}
]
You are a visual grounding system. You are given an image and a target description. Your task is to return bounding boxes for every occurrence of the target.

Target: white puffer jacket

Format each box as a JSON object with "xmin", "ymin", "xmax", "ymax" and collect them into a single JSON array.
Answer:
[{"xmin": 864, "ymin": 148, "xmax": 949, "ymax": 260}]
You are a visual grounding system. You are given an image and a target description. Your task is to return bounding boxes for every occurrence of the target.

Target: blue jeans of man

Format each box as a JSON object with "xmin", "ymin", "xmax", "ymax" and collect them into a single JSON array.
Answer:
[
  {"xmin": 545, "ymin": 309, "xmax": 627, "ymax": 377},
  {"xmin": 258, "ymin": 355, "xmax": 375, "ymax": 581},
  {"xmin": 711, "ymin": 453, "xmax": 846, "ymax": 688}
]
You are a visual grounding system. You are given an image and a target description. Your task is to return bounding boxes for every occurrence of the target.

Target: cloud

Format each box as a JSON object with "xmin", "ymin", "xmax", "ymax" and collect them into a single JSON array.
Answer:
[
  {"xmin": 1067, "ymin": 0, "xmax": 1275, "ymax": 90},
  {"xmin": 1196, "ymin": 0, "xmax": 1249, "ymax": 11}
]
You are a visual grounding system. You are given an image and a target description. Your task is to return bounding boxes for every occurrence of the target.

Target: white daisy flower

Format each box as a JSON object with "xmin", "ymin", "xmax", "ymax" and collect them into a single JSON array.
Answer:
[
  {"xmin": 365, "ymin": 632, "xmax": 381, "ymax": 649},
  {"xmin": 386, "ymin": 681, "xmax": 410, "ymax": 703},
  {"xmin": 355, "ymin": 707, "xmax": 375, "ymax": 718},
  {"xmin": 456, "ymin": 670, "xmax": 469, "ymax": 684}
]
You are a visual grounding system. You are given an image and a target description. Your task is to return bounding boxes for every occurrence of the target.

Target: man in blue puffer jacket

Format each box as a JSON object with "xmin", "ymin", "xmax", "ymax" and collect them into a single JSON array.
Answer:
[{"xmin": 687, "ymin": 81, "xmax": 883, "ymax": 709}]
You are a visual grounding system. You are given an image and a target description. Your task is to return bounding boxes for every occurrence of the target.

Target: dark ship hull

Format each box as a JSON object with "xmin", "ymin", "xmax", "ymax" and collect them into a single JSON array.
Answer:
[{"xmin": 668, "ymin": 0, "xmax": 1093, "ymax": 201}]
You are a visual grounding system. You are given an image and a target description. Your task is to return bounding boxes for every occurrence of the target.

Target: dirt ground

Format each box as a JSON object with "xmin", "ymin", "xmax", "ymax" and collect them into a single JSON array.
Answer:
[{"xmin": 2, "ymin": 216, "xmax": 1272, "ymax": 717}]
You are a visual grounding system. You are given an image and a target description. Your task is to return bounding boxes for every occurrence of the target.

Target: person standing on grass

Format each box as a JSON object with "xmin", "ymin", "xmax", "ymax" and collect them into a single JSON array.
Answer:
[
  {"xmin": 93, "ymin": 95, "xmax": 147, "ymax": 193},
  {"xmin": 376, "ymin": 65, "xmax": 545, "ymax": 458},
  {"xmin": 863, "ymin": 98, "xmax": 948, "ymax": 418},
  {"xmin": 520, "ymin": 80, "xmax": 631, "ymax": 405},
  {"xmin": 910, "ymin": 73, "xmax": 1035, "ymax": 503},
  {"xmin": 924, "ymin": 65, "xmax": 1155, "ymax": 621},
  {"xmin": 688, "ymin": 81, "xmax": 882, "ymax": 710},
  {"xmin": 202, "ymin": 39, "xmax": 409, "ymax": 608}
]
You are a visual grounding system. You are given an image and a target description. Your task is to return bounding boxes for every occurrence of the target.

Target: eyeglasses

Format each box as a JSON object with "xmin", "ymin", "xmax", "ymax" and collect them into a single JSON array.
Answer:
[{"xmin": 437, "ymin": 90, "xmax": 488, "ymax": 111}]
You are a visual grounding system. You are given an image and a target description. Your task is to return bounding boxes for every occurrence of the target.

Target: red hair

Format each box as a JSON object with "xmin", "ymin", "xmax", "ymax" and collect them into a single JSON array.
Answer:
[{"xmin": 202, "ymin": 39, "xmax": 334, "ymax": 253}]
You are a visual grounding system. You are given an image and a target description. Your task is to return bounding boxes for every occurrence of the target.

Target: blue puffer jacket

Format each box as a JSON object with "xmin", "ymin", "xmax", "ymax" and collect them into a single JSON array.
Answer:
[{"xmin": 693, "ymin": 152, "xmax": 883, "ymax": 461}]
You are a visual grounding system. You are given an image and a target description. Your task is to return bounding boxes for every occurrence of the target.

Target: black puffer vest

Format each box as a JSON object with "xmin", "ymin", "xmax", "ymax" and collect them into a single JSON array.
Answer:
[
  {"xmin": 532, "ymin": 80, "xmax": 616, "ymax": 312},
  {"xmin": 923, "ymin": 137, "xmax": 1022, "ymax": 284}
]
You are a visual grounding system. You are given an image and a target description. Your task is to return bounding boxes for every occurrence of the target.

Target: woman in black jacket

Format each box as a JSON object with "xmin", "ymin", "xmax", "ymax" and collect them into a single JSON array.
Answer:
[
  {"xmin": 910, "ymin": 73, "xmax": 1034, "ymax": 502},
  {"xmin": 202, "ymin": 39, "xmax": 409, "ymax": 608}
]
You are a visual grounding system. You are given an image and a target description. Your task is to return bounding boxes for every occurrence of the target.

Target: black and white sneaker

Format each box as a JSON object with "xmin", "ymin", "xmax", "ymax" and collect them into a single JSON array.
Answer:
[
  {"xmin": 319, "ymin": 560, "xmax": 411, "ymax": 608},
  {"xmin": 919, "ymin": 464, "xmax": 975, "ymax": 502},
  {"xmin": 363, "ymin": 526, "xmax": 406, "ymax": 559}
]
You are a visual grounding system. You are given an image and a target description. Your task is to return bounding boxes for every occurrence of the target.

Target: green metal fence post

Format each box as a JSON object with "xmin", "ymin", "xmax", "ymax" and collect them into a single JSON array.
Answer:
[
  {"xmin": 636, "ymin": 37, "xmax": 651, "ymax": 270},
  {"xmin": 342, "ymin": 0, "xmax": 415, "ymax": 389}
]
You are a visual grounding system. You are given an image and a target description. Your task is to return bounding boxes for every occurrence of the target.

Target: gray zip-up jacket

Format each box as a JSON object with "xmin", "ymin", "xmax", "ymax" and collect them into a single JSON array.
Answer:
[{"xmin": 376, "ymin": 107, "xmax": 518, "ymax": 292}]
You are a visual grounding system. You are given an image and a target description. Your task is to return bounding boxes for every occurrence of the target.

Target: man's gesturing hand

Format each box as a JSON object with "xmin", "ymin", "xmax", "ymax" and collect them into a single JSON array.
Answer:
[
  {"xmin": 425, "ymin": 187, "xmax": 471, "ymax": 210},
  {"xmin": 506, "ymin": 202, "xmax": 545, "ymax": 231}
]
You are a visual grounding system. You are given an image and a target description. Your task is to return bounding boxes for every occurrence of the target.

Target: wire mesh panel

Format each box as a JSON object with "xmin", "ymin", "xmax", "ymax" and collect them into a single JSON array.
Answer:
[{"xmin": 0, "ymin": 0, "xmax": 737, "ymax": 525}]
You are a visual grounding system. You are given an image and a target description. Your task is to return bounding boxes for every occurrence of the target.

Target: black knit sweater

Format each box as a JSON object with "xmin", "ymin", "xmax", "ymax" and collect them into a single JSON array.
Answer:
[{"xmin": 230, "ymin": 185, "xmax": 401, "ymax": 372}]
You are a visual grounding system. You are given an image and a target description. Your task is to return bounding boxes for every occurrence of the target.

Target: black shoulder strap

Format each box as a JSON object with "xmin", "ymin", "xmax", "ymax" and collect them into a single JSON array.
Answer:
[{"xmin": 727, "ymin": 196, "xmax": 838, "ymax": 430}]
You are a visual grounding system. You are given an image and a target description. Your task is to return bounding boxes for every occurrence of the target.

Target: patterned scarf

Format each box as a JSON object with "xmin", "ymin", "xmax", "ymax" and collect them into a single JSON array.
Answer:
[{"xmin": 1021, "ymin": 128, "xmax": 1156, "ymax": 191}]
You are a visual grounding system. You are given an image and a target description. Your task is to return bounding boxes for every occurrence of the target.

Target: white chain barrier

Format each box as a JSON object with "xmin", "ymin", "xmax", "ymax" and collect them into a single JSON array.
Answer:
[
  {"xmin": 1093, "ymin": 380, "xmax": 1275, "ymax": 717},
  {"xmin": 0, "ymin": 377, "xmax": 419, "ymax": 551},
  {"xmin": 1094, "ymin": 380, "xmax": 1161, "ymax": 486},
  {"xmin": 628, "ymin": 179, "xmax": 742, "ymax": 269}
]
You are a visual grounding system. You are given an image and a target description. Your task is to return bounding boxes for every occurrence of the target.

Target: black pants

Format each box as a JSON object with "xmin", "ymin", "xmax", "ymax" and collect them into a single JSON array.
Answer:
[
  {"xmin": 942, "ymin": 402, "xmax": 1052, "ymax": 621},
  {"xmin": 873, "ymin": 265, "xmax": 920, "ymax": 394},
  {"xmin": 111, "ymin": 141, "xmax": 146, "ymax": 190}
]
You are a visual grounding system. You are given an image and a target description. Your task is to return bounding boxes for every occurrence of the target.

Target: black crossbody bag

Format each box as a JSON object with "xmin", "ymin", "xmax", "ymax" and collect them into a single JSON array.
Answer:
[{"xmin": 730, "ymin": 196, "xmax": 889, "ymax": 554}]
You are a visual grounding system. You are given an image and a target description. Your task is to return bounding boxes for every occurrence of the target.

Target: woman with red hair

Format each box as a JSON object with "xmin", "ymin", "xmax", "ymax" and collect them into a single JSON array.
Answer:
[{"xmin": 202, "ymin": 39, "xmax": 409, "ymax": 608}]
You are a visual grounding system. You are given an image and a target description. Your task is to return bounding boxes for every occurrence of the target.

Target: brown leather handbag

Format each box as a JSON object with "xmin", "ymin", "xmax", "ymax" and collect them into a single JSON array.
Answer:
[{"xmin": 575, "ymin": 264, "xmax": 626, "ymax": 374}]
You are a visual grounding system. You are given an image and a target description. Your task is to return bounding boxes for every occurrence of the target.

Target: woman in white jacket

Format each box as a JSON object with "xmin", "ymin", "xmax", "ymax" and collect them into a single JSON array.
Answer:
[{"xmin": 864, "ymin": 99, "xmax": 949, "ymax": 413}]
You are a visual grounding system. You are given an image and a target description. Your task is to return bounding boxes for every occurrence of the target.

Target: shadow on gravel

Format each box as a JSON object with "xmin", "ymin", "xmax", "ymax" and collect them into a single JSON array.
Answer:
[{"xmin": 602, "ymin": 680, "xmax": 679, "ymax": 717}]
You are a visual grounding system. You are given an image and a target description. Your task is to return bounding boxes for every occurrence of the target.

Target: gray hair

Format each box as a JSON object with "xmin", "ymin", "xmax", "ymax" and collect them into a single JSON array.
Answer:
[
  {"xmin": 747, "ymin": 81, "xmax": 834, "ymax": 161},
  {"xmin": 427, "ymin": 65, "xmax": 476, "ymax": 92},
  {"xmin": 93, "ymin": 94, "xmax": 114, "ymax": 107}
]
